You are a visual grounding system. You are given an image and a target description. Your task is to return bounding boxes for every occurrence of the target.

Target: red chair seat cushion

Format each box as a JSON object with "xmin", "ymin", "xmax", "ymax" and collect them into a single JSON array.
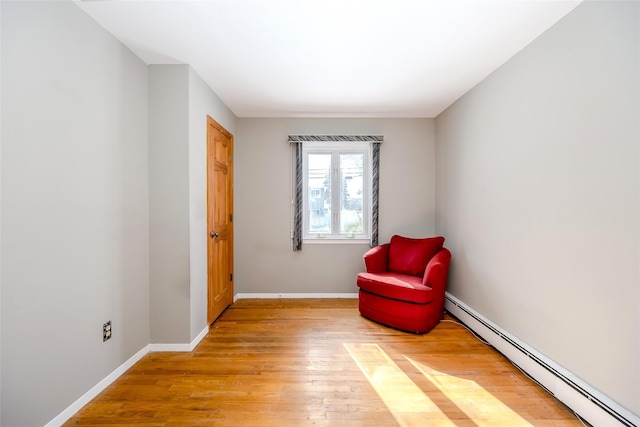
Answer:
[{"xmin": 357, "ymin": 272, "xmax": 433, "ymax": 304}]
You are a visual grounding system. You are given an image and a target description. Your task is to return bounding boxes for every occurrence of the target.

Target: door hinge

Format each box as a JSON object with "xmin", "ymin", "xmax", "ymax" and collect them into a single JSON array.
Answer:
[
  {"xmin": 230, "ymin": 273, "xmax": 233, "ymax": 281},
  {"xmin": 229, "ymin": 154, "xmax": 233, "ymax": 162},
  {"xmin": 229, "ymin": 213, "xmax": 233, "ymax": 222}
]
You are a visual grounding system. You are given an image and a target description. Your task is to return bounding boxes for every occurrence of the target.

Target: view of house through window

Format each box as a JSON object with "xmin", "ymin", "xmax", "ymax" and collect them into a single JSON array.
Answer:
[{"xmin": 304, "ymin": 146, "xmax": 369, "ymax": 240}]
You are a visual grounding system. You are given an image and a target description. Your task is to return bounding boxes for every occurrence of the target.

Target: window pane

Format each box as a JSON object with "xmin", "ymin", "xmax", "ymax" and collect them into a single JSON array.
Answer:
[
  {"xmin": 340, "ymin": 153, "xmax": 364, "ymax": 234},
  {"xmin": 307, "ymin": 153, "xmax": 331, "ymax": 234}
]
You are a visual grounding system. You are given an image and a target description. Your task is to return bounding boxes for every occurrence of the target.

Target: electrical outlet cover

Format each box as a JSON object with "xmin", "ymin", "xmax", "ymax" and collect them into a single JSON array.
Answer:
[{"xmin": 103, "ymin": 321, "xmax": 112, "ymax": 342}]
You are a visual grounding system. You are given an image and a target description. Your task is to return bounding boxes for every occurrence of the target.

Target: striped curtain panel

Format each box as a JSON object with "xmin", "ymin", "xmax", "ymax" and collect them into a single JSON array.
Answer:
[
  {"xmin": 292, "ymin": 141, "xmax": 303, "ymax": 251},
  {"xmin": 370, "ymin": 141, "xmax": 380, "ymax": 248},
  {"xmin": 289, "ymin": 135, "xmax": 383, "ymax": 251}
]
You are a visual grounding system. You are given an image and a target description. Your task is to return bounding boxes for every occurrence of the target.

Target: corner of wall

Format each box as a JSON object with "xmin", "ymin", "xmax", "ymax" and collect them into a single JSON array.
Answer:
[
  {"xmin": 0, "ymin": 2, "xmax": 3, "ymax": 422},
  {"xmin": 186, "ymin": 67, "xmax": 237, "ymax": 341}
]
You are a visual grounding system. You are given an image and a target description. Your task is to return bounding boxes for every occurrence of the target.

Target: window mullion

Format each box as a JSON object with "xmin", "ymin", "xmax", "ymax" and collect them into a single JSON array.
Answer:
[{"xmin": 331, "ymin": 152, "xmax": 340, "ymax": 236}]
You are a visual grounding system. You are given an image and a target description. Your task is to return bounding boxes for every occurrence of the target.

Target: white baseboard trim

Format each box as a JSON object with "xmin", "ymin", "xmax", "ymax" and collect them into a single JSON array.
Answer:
[
  {"xmin": 149, "ymin": 325, "xmax": 210, "ymax": 352},
  {"xmin": 45, "ymin": 345, "xmax": 150, "ymax": 427},
  {"xmin": 148, "ymin": 343, "xmax": 191, "ymax": 352},
  {"xmin": 47, "ymin": 325, "xmax": 211, "ymax": 426},
  {"xmin": 189, "ymin": 325, "xmax": 209, "ymax": 350},
  {"xmin": 234, "ymin": 293, "xmax": 358, "ymax": 300},
  {"xmin": 444, "ymin": 292, "xmax": 639, "ymax": 427}
]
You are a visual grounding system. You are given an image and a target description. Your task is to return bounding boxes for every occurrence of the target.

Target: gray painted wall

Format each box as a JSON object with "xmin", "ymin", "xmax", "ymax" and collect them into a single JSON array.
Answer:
[
  {"xmin": 1, "ymin": 2, "xmax": 150, "ymax": 426},
  {"xmin": 148, "ymin": 65, "xmax": 237, "ymax": 343},
  {"xmin": 435, "ymin": 1, "xmax": 639, "ymax": 415},
  {"xmin": 187, "ymin": 67, "xmax": 237, "ymax": 340},
  {"xmin": 149, "ymin": 65, "xmax": 237, "ymax": 344},
  {"xmin": 0, "ymin": 3, "xmax": 3, "ymax": 423},
  {"xmin": 234, "ymin": 118, "xmax": 436, "ymax": 294},
  {"xmin": 148, "ymin": 65, "xmax": 191, "ymax": 343}
]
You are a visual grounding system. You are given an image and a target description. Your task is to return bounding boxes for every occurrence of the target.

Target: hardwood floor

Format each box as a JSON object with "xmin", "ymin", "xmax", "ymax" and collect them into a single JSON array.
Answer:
[{"xmin": 64, "ymin": 299, "xmax": 586, "ymax": 426}]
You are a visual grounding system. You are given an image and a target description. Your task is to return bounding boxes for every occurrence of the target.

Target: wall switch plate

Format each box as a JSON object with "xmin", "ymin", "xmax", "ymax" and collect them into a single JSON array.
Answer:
[{"xmin": 103, "ymin": 321, "xmax": 112, "ymax": 342}]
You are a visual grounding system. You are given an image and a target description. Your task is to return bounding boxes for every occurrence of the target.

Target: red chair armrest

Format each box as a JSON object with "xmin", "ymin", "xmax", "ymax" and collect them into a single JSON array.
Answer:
[
  {"xmin": 363, "ymin": 243, "xmax": 390, "ymax": 273},
  {"xmin": 422, "ymin": 248, "xmax": 451, "ymax": 293}
]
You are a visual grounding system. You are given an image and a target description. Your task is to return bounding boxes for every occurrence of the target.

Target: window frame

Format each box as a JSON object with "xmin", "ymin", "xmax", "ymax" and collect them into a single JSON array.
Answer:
[{"xmin": 302, "ymin": 141, "xmax": 371, "ymax": 244}]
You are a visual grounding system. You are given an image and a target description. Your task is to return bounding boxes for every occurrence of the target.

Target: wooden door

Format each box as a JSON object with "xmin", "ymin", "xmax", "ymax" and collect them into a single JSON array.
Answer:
[{"xmin": 207, "ymin": 116, "xmax": 234, "ymax": 324}]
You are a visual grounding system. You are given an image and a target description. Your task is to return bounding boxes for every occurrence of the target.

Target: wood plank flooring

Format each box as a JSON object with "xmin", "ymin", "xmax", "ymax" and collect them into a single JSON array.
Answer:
[{"xmin": 64, "ymin": 299, "xmax": 586, "ymax": 426}]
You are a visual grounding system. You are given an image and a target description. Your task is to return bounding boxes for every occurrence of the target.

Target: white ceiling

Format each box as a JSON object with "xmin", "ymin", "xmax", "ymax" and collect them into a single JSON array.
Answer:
[{"xmin": 75, "ymin": 0, "xmax": 581, "ymax": 118}]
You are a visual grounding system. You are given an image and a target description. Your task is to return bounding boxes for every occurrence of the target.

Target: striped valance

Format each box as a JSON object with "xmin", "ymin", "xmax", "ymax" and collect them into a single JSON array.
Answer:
[{"xmin": 288, "ymin": 135, "xmax": 383, "ymax": 143}]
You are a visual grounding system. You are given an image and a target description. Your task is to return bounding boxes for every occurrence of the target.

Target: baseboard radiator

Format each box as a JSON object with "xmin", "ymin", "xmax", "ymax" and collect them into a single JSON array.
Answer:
[{"xmin": 444, "ymin": 293, "xmax": 639, "ymax": 427}]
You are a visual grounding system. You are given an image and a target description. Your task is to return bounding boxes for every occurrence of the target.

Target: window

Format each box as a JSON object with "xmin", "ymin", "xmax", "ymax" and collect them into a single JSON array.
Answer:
[
  {"xmin": 289, "ymin": 134, "xmax": 382, "ymax": 251},
  {"xmin": 303, "ymin": 143, "xmax": 370, "ymax": 241}
]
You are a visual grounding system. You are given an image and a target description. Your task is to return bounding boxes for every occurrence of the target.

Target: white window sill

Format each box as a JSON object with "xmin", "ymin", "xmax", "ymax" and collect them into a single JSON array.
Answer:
[{"xmin": 303, "ymin": 238, "xmax": 370, "ymax": 245}]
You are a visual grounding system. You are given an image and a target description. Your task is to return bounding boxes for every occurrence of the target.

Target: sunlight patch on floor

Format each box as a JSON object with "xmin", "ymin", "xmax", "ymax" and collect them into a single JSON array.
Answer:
[
  {"xmin": 405, "ymin": 356, "xmax": 533, "ymax": 427},
  {"xmin": 344, "ymin": 343, "xmax": 455, "ymax": 427}
]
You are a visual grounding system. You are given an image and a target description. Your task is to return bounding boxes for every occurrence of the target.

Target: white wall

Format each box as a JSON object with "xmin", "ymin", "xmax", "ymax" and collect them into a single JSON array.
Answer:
[
  {"xmin": 435, "ymin": 1, "xmax": 639, "ymax": 415},
  {"xmin": 235, "ymin": 118, "xmax": 435, "ymax": 294},
  {"xmin": 1, "ymin": 2, "xmax": 150, "ymax": 426}
]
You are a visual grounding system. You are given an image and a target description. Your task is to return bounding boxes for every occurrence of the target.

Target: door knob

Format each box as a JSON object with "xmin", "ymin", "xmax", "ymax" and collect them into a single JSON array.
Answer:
[{"xmin": 210, "ymin": 231, "xmax": 219, "ymax": 238}]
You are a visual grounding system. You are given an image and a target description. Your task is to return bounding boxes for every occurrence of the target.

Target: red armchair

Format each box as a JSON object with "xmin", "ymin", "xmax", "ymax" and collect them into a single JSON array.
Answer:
[{"xmin": 356, "ymin": 235, "xmax": 451, "ymax": 333}]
